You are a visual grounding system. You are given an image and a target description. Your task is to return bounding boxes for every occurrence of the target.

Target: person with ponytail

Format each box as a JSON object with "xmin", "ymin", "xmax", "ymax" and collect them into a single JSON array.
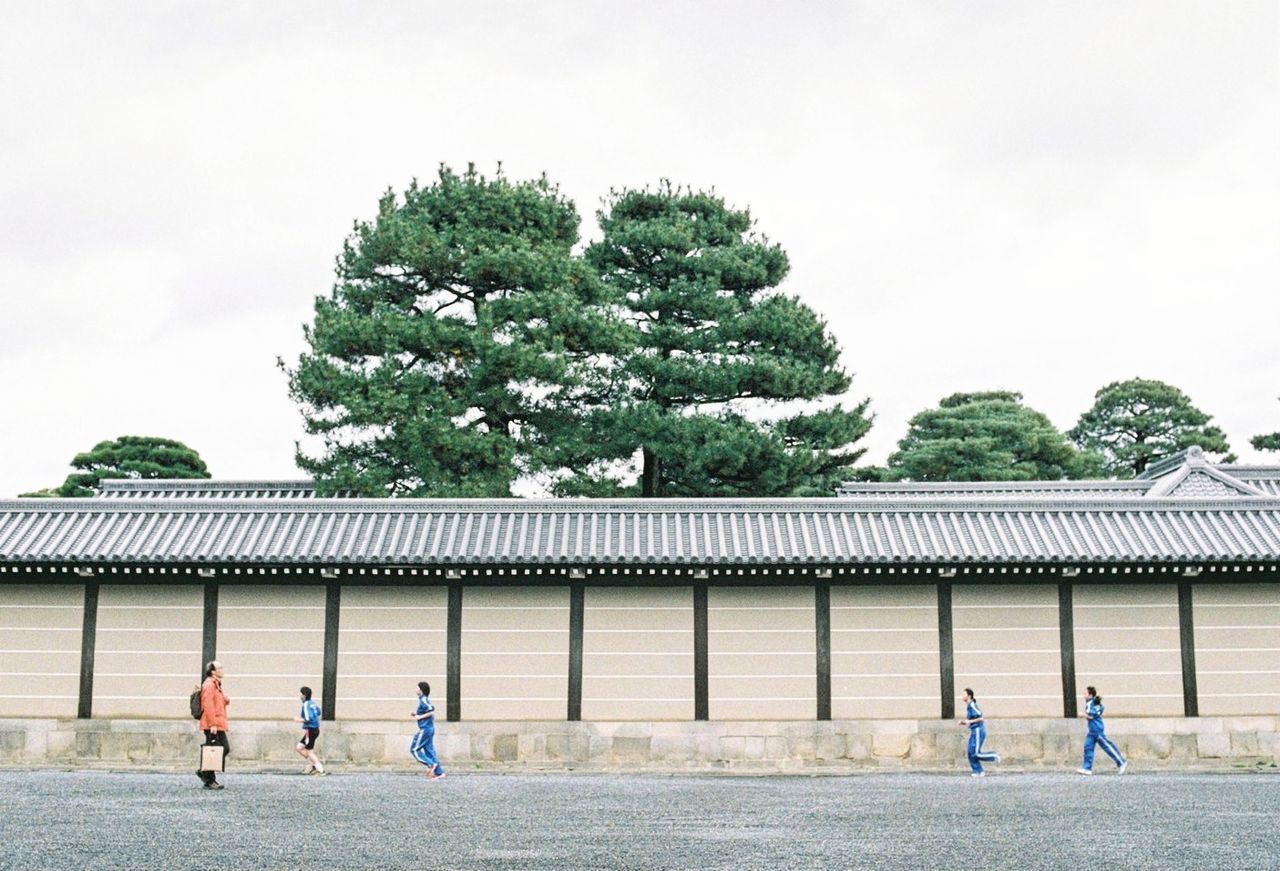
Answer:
[
  {"xmin": 410, "ymin": 680, "xmax": 445, "ymax": 780},
  {"xmin": 958, "ymin": 688, "xmax": 1001, "ymax": 777},
  {"xmin": 1077, "ymin": 686, "xmax": 1126, "ymax": 775}
]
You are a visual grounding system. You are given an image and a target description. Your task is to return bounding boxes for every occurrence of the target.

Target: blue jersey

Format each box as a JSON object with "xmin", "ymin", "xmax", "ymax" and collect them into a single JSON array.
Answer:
[
  {"xmin": 1085, "ymin": 698, "xmax": 1105, "ymax": 733},
  {"xmin": 965, "ymin": 700, "xmax": 983, "ymax": 728},
  {"xmin": 300, "ymin": 699, "xmax": 321, "ymax": 729},
  {"xmin": 416, "ymin": 695, "xmax": 435, "ymax": 730}
]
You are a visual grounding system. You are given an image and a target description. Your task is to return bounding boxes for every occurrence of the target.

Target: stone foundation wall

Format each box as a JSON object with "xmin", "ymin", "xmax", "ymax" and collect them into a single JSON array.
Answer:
[{"xmin": 0, "ymin": 717, "xmax": 1276, "ymax": 772}]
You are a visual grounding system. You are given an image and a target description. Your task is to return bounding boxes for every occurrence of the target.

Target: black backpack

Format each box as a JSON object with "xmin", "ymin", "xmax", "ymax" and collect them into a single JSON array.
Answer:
[{"xmin": 190, "ymin": 687, "xmax": 202, "ymax": 720}]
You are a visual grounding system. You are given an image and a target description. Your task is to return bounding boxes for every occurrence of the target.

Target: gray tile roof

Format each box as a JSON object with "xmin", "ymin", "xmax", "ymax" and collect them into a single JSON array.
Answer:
[
  {"xmin": 2, "ymin": 496, "xmax": 1278, "ymax": 566},
  {"xmin": 99, "ymin": 480, "xmax": 320, "ymax": 499},
  {"xmin": 836, "ymin": 481, "xmax": 1151, "ymax": 498}
]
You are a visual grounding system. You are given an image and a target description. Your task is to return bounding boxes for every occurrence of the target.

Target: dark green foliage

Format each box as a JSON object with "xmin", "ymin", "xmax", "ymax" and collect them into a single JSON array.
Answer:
[
  {"xmin": 545, "ymin": 184, "xmax": 872, "ymax": 497},
  {"xmin": 888, "ymin": 391, "xmax": 1101, "ymax": 482},
  {"xmin": 286, "ymin": 165, "xmax": 626, "ymax": 497},
  {"xmin": 20, "ymin": 436, "xmax": 210, "ymax": 497},
  {"xmin": 1252, "ymin": 399, "xmax": 1280, "ymax": 452},
  {"xmin": 1068, "ymin": 378, "xmax": 1235, "ymax": 477}
]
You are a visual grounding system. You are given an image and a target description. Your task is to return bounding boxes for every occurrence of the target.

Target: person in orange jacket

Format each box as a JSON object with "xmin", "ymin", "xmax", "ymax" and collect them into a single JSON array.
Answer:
[{"xmin": 198, "ymin": 660, "xmax": 230, "ymax": 790}]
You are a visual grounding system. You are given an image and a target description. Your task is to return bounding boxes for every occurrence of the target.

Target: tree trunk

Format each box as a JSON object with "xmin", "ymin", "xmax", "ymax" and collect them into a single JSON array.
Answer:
[{"xmin": 642, "ymin": 447, "xmax": 661, "ymax": 498}]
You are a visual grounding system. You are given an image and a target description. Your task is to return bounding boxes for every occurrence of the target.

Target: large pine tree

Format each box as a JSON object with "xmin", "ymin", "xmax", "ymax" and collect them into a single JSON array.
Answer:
[
  {"xmin": 287, "ymin": 166, "xmax": 624, "ymax": 496},
  {"xmin": 545, "ymin": 184, "xmax": 871, "ymax": 497}
]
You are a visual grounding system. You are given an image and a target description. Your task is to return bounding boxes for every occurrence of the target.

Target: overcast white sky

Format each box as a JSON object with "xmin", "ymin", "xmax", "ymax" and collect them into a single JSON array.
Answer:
[{"xmin": 1, "ymin": 2, "xmax": 1277, "ymax": 496}]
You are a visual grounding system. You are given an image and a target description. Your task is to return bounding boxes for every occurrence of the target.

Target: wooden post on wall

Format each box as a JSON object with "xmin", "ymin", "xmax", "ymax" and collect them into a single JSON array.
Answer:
[
  {"xmin": 567, "ymin": 583, "xmax": 584, "ymax": 721},
  {"xmin": 447, "ymin": 583, "xmax": 463, "ymax": 722},
  {"xmin": 77, "ymin": 582, "xmax": 99, "ymax": 720},
  {"xmin": 937, "ymin": 582, "xmax": 955, "ymax": 720},
  {"xmin": 694, "ymin": 584, "xmax": 709, "ymax": 721},
  {"xmin": 815, "ymin": 581, "xmax": 832, "ymax": 721},
  {"xmin": 201, "ymin": 581, "xmax": 218, "ymax": 674},
  {"xmin": 1058, "ymin": 581, "xmax": 1078, "ymax": 718},
  {"xmin": 1178, "ymin": 579, "xmax": 1199, "ymax": 717},
  {"xmin": 322, "ymin": 583, "xmax": 341, "ymax": 722}
]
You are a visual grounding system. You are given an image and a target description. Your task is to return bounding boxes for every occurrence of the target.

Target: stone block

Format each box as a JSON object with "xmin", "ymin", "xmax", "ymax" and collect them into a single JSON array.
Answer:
[
  {"xmin": 1197, "ymin": 733, "xmax": 1231, "ymax": 758},
  {"xmin": 649, "ymin": 735, "xmax": 693, "ymax": 764},
  {"xmin": 1041, "ymin": 733, "xmax": 1074, "ymax": 763},
  {"xmin": 344, "ymin": 733, "xmax": 381, "ymax": 763},
  {"xmin": 718, "ymin": 736, "xmax": 745, "ymax": 761},
  {"xmin": 151, "ymin": 731, "xmax": 192, "ymax": 763},
  {"xmin": 0, "ymin": 730, "xmax": 26, "ymax": 759},
  {"xmin": 75, "ymin": 731, "xmax": 101, "ymax": 759},
  {"xmin": 1001, "ymin": 733, "xmax": 1045, "ymax": 763},
  {"xmin": 1230, "ymin": 732, "xmax": 1259, "ymax": 756},
  {"xmin": 1257, "ymin": 732, "xmax": 1280, "ymax": 763},
  {"xmin": 1169, "ymin": 734, "xmax": 1198, "ymax": 760},
  {"xmin": 470, "ymin": 734, "xmax": 494, "ymax": 761},
  {"xmin": 845, "ymin": 733, "xmax": 873, "ymax": 762},
  {"xmin": 518, "ymin": 733, "xmax": 546, "ymax": 761},
  {"xmin": 493, "ymin": 734, "xmax": 519, "ymax": 762},
  {"xmin": 588, "ymin": 735, "xmax": 611, "ymax": 763},
  {"xmin": 744, "ymin": 737, "xmax": 766, "ymax": 760},
  {"xmin": 909, "ymin": 732, "xmax": 936, "ymax": 761},
  {"xmin": 765, "ymin": 736, "xmax": 789, "ymax": 761},
  {"xmin": 47, "ymin": 730, "xmax": 76, "ymax": 761},
  {"xmin": 871, "ymin": 733, "xmax": 911, "ymax": 758},
  {"xmin": 611, "ymin": 735, "xmax": 651, "ymax": 764},
  {"xmin": 1123, "ymin": 734, "xmax": 1171, "ymax": 761},
  {"xmin": 934, "ymin": 732, "xmax": 966, "ymax": 763},
  {"xmin": 547, "ymin": 733, "xmax": 590, "ymax": 762},
  {"xmin": 815, "ymin": 733, "xmax": 846, "ymax": 760}
]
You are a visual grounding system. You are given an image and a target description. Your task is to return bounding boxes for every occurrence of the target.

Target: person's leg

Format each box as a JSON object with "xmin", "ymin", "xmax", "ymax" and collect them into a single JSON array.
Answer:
[
  {"xmin": 1098, "ymin": 733, "xmax": 1124, "ymax": 768},
  {"xmin": 967, "ymin": 728, "xmax": 982, "ymax": 774},
  {"xmin": 1081, "ymin": 732, "xmax": 1098, "ymax": 771},
  {"xmin": 422, "ymin": 729, "xmax": 444, "ymax": 777},
  {"xmin": 973, "ymin": 725, "xmax": 999, "ymax": 764},
  {"xmin": 410, "ymin": 729, "xmax": 432, "ymax": 768}
]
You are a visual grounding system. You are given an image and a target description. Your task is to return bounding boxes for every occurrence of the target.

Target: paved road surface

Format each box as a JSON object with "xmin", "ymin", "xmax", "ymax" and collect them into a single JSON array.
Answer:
[{"xmin": 0, "ymin": 770, "xmax": 1276, "ymax": 870}]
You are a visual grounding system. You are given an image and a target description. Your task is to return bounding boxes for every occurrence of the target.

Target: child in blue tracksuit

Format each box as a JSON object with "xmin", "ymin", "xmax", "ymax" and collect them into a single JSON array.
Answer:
[
  {"xmin": 411, "ymin": 680, "xmax": 445, "ymax": 779},
  {"xmin": 958, "ymin": 688, "xmax": 1000, "ymax": 776},
  {"xmin": 293, "ymin": 686, "xmax": 326, "ymax": 775},
  {"xmin": 1078, "ymin": 686, "xmax": 1126, "ymax": 775}
]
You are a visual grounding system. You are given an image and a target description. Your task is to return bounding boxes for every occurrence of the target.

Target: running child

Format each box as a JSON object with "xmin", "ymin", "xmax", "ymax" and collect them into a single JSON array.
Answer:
[
  {"xmin": 294, "ymin": 686, "xmax": 326, "ymax": 775},
  {"xmin": 411, "ymin": 680, "xmax": 445, "ymax": 780},
  {"xmin": 958, "ymin": 687, "xmax": 1001, "ymax": 777},
  {"xmin": 1077, "ymin": 685, "xmax": 1126, "ymax": 775}
]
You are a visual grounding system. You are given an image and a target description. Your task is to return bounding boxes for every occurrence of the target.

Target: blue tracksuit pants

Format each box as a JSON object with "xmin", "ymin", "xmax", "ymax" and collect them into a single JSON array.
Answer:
[
  {"xmin": 1082, "ymin": 729, "xmax": 1124, "ymax": 770},
  {"xmin": 967, "ymin": 724, "xmax": 999, "ymax": 773},
  {"xmin": 410, "ymin": 727, "xmax": 444, "ymax": 775}
]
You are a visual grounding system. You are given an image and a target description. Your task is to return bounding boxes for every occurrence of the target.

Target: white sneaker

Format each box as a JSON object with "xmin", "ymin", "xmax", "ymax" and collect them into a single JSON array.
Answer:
[
  {"xmin": 1076, "ymin": 768, "xmax": 1092, "ymax": 775},
  {"xmin": 971, "ymin": 772, "xmax": 985, "ymax": 777},
  {"xmin": 1117, "ymin": 762, "xmax": 1127, "ymax": 775}
]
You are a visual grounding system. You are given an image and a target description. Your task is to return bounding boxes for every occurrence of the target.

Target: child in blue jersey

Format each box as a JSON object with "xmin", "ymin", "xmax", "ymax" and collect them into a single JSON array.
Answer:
[
  {"xmin": 294, "ymin": 686, "xmax": 326, "ymax": 775},
  {"xmin": 958, "ymin": 688, "xmax": 1000, "ymax": 777},
  {"xmin": 1077, "ymin": 686, "xmax": 1126, "ymax": 775},
  {"xmin": 411, "ymin": 680, "xmax": 445, "ymax": 780}
]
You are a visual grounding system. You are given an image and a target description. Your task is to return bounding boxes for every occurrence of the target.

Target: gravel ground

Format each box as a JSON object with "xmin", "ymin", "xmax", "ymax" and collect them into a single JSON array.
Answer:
[{"xmin": 0, "ymin": 769, "xmax": 1276, "ymax": 870}]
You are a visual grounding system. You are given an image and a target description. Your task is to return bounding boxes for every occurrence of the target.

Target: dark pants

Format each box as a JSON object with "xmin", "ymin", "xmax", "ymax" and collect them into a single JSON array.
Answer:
[{"xmin": 199, "ymin": 730, "xmax": 230, "ymax": 785}]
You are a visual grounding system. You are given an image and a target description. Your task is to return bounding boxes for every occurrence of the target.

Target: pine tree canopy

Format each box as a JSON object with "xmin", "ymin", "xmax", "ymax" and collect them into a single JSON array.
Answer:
[
  {"xmin": 544, "ymin": 184, "xmax": 872, "ymax": 497},
  {"xmin": 286, "ymin": 165, "xmax": 627, "ymax": 497},
  {"xmin": 20, "ymin": 436, "xmax": 210, "ymax": 497},
  {"xmin": 888, "ymin": 391, "xmax": 1101, "ymax": 482},
  {"xmin": 1067, "ymin": 378, "xmax": 1235, "ymax": 477},
  {"xmin": 1252, "ymin": 399, "xmax": 1280, "ymax": 453}
]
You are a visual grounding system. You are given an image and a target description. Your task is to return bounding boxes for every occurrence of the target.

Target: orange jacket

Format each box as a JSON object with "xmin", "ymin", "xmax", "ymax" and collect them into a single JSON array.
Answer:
[{"xmin": 199, "ymin": 676, "xmax": 229, "ymax": 731}]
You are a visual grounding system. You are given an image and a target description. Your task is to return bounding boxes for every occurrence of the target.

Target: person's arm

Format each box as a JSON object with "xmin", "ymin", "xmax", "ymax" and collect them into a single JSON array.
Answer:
[{"xmin": 413, "ymin": 709, "xmax": 435, "ymax": 721}]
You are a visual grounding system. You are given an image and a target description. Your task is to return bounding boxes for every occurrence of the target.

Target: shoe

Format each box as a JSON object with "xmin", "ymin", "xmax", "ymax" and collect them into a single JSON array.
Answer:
[
  {"xmin": 314, "ymin": 770, "xmax": 328, "ymax": 777},
  {"xmin": 303, "ymin": 766, "xmax": 315, "ymax": 775},
  {"xmin": 1117, "ymin": 762, "xmax": 1127, "ymax": 775},
  {"xmin": 203, "ymin": 782, "xmax": 224, "ymax": 790},
  {"xmin": 971, "ymin": 772, "xmax": 985, "ymax": 778},
  {"xmin": 1076, "ymin": 768, "xmax": 1092, "ymax": 776}
]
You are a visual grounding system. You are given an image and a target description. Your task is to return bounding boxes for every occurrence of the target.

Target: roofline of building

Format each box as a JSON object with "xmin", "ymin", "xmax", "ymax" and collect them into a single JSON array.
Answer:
[{"xmin": 5, "ymin": 495, "xmax": 1280, "ymax": 514}]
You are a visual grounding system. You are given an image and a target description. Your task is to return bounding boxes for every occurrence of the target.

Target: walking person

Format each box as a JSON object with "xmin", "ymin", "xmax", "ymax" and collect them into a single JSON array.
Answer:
[
  {"xmin": 294, "ymin": 686, "xmax": 327, "ymax": 775},
  {"xmin": 958, "ymin": 687, "xmax": 1000, "ymax": 777},
  {"xmin": 410, "ymin": 681, "xmax": 445, "ymax": 780},
  {"xmin": 1077, "ymin": 686, "xmax": 1127, "ymax": 775},
  {"xmin": 198, "ymin": 660, "xmax": 230, "ymax": 790}
]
